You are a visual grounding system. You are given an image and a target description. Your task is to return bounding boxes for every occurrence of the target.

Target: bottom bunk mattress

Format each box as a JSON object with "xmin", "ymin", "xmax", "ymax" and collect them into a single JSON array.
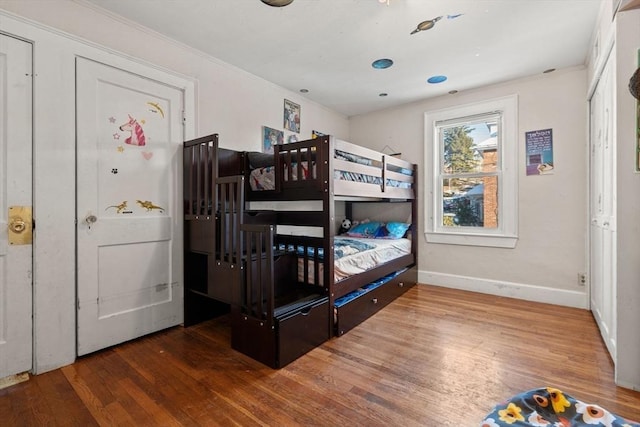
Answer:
[{"xmin": 297, "ymin": 236, "xmax": 411, "ymax": 285}]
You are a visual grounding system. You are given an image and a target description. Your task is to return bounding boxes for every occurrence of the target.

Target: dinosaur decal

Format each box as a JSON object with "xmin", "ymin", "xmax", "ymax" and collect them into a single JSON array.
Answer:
[
  {"xmin": 105, "ymin": 200, "xmax": 128, "ymax": 214},
  {"xmin": 136, "ymin": 200, "xmax": 165, "ymax": 213}
]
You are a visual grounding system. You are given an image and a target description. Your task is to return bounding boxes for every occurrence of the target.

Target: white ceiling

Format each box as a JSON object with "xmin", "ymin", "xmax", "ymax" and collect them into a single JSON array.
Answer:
[{"xmin": 82, "ymin": 0, "xmax": 602, "ymax": 117}]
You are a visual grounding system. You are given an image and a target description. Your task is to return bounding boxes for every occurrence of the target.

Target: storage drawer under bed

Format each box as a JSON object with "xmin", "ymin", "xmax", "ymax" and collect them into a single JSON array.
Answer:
[
  {"xmin": 231, "ymin": 294, "xmax": 329, "ymax": 369},
  {"xmin": 334, "ymin": 267, "xmax": 416, "ymax": 336},
  {"xmin": 276, "ymin": 296, "xmax": 329, "ymax": 367}
]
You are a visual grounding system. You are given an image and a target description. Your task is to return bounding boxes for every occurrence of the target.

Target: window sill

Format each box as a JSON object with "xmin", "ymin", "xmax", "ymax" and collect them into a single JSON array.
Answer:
[{"xmin": 425, "ymin": 231, "xmax": 518, "ymax": 248}]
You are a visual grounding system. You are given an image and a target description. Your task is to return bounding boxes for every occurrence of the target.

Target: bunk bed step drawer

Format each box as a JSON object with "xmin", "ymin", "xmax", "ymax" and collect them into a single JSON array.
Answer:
[
  {"xmin": 335, "ymin": 267, "xmax": 416, "ymax": 336},
  {"xmin": 276, "ymin": 295, "xmax": 330, "ymax": 368}
]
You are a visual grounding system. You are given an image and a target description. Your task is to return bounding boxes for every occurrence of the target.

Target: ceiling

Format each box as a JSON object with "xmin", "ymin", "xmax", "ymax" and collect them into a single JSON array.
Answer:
[{"xmin": 82, "ymin": 0, "xmax": 603, "ymax": 117}]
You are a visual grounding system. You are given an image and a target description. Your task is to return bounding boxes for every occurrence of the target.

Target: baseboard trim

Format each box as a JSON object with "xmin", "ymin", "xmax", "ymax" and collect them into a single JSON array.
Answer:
[
  {"xmin": 418, "ymin": 270, "xmax": 588, "ymax": 309},
  {"xmin": 613, "ymin": 379, "xmax": 640, "ymax": 392}
]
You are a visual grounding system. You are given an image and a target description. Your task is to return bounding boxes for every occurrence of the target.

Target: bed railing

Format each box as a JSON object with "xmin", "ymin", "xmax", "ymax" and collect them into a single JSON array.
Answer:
[
  {"xmin": 275, "ymin": 234, "xmax": 327, "ymax": 289},
  {"xmin": 261, "ymin": 136, "xmax": 415, "ymax": 200},
  {"xmin": 215, "ymin": 176, "xmax": 244, "ymax": 265},
  {"xmin": 333, "ymin": 138, "xmax": 415, "ymax": 199},
  {"xmin": 239, "ymin": 223, "xmax": 275, "ymax": 324},
  {"xmin": 202, "ymin": 175, "xmax": 245, "ymax": 305},
  {"xmin": 274, "ymin": 138, "xmax": 326, "ymax": 192},
  {"xmin": 184, "ymin": 134, "xmax": 217, "ymax": 218}
]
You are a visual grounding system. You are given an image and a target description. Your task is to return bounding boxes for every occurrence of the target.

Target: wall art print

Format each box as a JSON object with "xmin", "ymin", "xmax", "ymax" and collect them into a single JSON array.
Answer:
[
  {"xmin": 525, "ymin": 128, "xmax": 554, "ymax": 175},
  {"xmin": 262, "ymin": 126, "xmax": 284, "ymax": 154},
  {"xmin": 284, "ymin": 99, "xmax": 300, "ymax": 133}
]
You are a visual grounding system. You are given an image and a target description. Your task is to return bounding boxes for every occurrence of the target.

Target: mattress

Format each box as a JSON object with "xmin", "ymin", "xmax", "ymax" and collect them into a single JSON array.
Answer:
[{"xmin": 297, "ymin": 236, "xmax": 411, "ymax": 285}]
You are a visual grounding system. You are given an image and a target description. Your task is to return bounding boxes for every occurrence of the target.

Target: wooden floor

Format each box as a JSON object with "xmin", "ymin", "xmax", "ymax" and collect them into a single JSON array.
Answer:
[{"xmin": 2, "ymin": 284, "xmax": 639, "ymax": 426}]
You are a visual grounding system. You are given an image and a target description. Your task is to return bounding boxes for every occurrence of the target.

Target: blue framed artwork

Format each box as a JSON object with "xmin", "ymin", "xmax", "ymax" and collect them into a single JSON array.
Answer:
[{"xmin": 262, "ymin": 126, "xmax": 283, "ymax": 154}]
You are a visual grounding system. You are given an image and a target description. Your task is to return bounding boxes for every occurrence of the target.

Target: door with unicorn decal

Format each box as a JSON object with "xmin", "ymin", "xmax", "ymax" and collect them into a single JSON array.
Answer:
[{"xmin": 76, "ymin": 57, "xmax": 185, "ymax": 355}]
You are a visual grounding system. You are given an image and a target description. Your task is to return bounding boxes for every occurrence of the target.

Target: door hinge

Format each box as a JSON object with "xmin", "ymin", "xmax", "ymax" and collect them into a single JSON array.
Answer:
[{"xmin": 77, "ymin": 299, "xmax": 80, "ymax": 310}]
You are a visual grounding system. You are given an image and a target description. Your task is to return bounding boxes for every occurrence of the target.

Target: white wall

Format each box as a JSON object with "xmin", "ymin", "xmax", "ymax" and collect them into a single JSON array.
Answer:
[
  {"xmin": 349, "ymin": 68, "xmax": 589, "ymax": 308},
  {"xmin": 0, "ymin": 0, "xmax": 350, "ymax": 148},
  {"xmin": 0, "ymin": 0, "xmax": 349, "ymax": 373}
]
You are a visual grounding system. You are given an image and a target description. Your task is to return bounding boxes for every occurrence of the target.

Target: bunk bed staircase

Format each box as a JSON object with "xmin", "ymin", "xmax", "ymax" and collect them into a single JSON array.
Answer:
[{"xmin": 184, "ymin": 135, "xmax": 329, "ymax": 368}]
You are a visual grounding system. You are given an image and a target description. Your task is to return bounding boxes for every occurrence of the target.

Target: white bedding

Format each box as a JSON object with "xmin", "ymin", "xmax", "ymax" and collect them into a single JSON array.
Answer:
[{"xmin": 298, "ymin": 236, "xmax": 411, "ymax": 285}]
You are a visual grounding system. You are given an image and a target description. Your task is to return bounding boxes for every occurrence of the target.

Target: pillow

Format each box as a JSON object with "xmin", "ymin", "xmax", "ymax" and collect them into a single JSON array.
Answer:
[
  {"xmin": 378, "ymin": 222, "xmax": 411, "ymax": 239},
  {"xmin": 346, "ymin": 221, "xmax": 384, "ymax": 238}
]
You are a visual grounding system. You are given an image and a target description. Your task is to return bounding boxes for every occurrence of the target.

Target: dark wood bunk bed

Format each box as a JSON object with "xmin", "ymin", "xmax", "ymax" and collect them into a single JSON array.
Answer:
[{"xmin": 183, "ymin": 133, "xmax": 417, "ymax": 368}]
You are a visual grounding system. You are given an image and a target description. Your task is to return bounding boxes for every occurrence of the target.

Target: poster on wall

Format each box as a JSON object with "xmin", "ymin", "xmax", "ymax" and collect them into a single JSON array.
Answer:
[
  {"xmin": 284, "ymin": 99, "xmax": 300, "ymax": 133},
  {"xmin": 525, "ymin": 128, "xmax": 554, "ymax": 175},
  {"xmin": 262, "ymin": 126, "xmax": 283, "ymax": 153}
]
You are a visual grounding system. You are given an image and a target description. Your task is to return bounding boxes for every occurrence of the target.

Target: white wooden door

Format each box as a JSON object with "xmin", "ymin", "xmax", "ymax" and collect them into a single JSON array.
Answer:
[
  {"xmin": 76, "ymin": 58, "xmax": 184, "ymax": 356},
  {"xmin": 0, "ymin": 34, "xmax": 33, "ymax": 378},
  {"xmin": 589, "ymin": 54, "xmax": 616, "ymax": 360}
]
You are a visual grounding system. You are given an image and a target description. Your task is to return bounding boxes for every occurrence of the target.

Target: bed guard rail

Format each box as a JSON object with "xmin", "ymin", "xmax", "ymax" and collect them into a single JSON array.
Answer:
[
  {"xmin": 239, "ymin": 223, "xmax": 275, "ymax": 325},
  {"xmin": 184, "ymin": 134, "xmax": 217, "ymax": 217},
  {"xmin": 274, "ymin": 137, "xmax": 327, "ymax": 192}
]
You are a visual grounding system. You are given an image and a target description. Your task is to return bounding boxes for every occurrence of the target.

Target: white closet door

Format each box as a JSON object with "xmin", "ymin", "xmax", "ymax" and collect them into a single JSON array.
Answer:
[{"xmin": 589, "ymin": 53, "xmax": 617, "ymax": 361}]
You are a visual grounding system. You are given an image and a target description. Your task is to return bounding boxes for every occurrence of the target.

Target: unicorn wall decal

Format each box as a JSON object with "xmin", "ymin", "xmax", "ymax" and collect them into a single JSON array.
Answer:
[{"xmin": 119, "ymin": 114, "xmax": 146, "ymax": 146}]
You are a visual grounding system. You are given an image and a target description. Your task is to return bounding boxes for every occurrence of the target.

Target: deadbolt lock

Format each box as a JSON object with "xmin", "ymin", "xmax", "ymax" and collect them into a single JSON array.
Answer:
[{"xmin": 8, "ymin": 206, "xmax": 32, "ymax": 245}]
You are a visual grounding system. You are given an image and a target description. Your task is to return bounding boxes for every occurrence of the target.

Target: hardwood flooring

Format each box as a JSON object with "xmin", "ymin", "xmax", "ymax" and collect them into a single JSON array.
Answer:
[{"xmin": 2, "ymin": 284, "xmax": 639, "ymax": 426}]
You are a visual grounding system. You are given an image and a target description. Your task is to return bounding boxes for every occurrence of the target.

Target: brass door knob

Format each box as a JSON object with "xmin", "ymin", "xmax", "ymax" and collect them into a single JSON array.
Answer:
[{"xmin": 9, "ymin": 218, "xmax": 26, "ymax": 233}]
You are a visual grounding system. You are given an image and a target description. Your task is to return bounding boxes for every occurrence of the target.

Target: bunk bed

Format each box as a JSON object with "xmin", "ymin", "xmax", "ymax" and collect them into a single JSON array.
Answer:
[{"xmin": 183, "ymin": 133, "xmax": 417, "ymax": 368}]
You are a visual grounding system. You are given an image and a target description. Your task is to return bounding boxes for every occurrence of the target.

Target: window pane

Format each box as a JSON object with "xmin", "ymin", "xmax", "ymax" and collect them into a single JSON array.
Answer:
[
  {"xmin": 441, "ymin": 177, "xmax": 498, "ymax": 228},
  {"xmin": 441, "ymin": 119, "xmax": 498, "ymax": 174}
]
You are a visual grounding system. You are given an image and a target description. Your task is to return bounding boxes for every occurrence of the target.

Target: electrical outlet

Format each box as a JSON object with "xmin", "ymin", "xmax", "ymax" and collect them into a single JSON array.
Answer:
[{"xmin": 578, "ymin": 273, "xmax": 587, "ymax": 286}]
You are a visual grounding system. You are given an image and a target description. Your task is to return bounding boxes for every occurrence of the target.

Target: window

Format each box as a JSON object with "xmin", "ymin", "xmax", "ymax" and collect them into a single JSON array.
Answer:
[{"xmin": 424, "ymin": 95, "xmax": 518, "ymax": 248}]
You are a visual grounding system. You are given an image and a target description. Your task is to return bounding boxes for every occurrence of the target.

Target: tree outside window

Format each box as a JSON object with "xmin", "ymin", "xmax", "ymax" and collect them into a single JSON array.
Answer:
[{"xmin": 439, "ymin": 117, "xmax": 500, "ymax": 229}]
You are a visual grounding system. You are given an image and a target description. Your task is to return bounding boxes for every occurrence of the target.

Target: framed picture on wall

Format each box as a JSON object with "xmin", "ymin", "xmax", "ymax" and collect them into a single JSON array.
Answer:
[
  {"xmin": 284, "ymin": 99, "xmax": 300, "ymax": 133},
  {"xmin": 262, "ymin": 126, "xmax": 283, "ymax": 154}
]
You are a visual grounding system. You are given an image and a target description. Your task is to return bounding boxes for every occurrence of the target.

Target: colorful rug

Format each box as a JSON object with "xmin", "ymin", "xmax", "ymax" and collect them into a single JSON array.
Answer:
[{"xmin": 481, "ymin": 387, "xmax": 639, "ymax": 426}]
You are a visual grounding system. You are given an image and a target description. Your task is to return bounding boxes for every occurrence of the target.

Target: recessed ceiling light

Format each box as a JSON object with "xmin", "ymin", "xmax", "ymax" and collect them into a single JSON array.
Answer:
[
  {"xmin": 372, "ymin": 59, "xmax": 394, "ymax": 69},
  {"xmin": 299, "ymin": 88, "xmax": 309, "ymax": 93},
  {"xmin": 427, "ymin": 75, "xmax": 447, "ymax": 84},
  {"xmin": 379, "ymin": 93, "xmax": 388, "ymax": 97},
  {"xmin": 543, "ymin": 68, "xmax": 556, "ymax": 74}
]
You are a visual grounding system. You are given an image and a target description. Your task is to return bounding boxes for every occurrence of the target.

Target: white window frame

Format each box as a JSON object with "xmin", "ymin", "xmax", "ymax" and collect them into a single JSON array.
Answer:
[{"xmin": 424, "ymin": 95, "xmax": 518, "ymax": 248}]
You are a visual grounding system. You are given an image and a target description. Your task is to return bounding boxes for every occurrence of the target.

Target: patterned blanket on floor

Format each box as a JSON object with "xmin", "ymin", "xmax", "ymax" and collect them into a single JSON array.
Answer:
[{"xmin": 481, "ymin": 387, "xmax": 639, "ymax": 426}]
